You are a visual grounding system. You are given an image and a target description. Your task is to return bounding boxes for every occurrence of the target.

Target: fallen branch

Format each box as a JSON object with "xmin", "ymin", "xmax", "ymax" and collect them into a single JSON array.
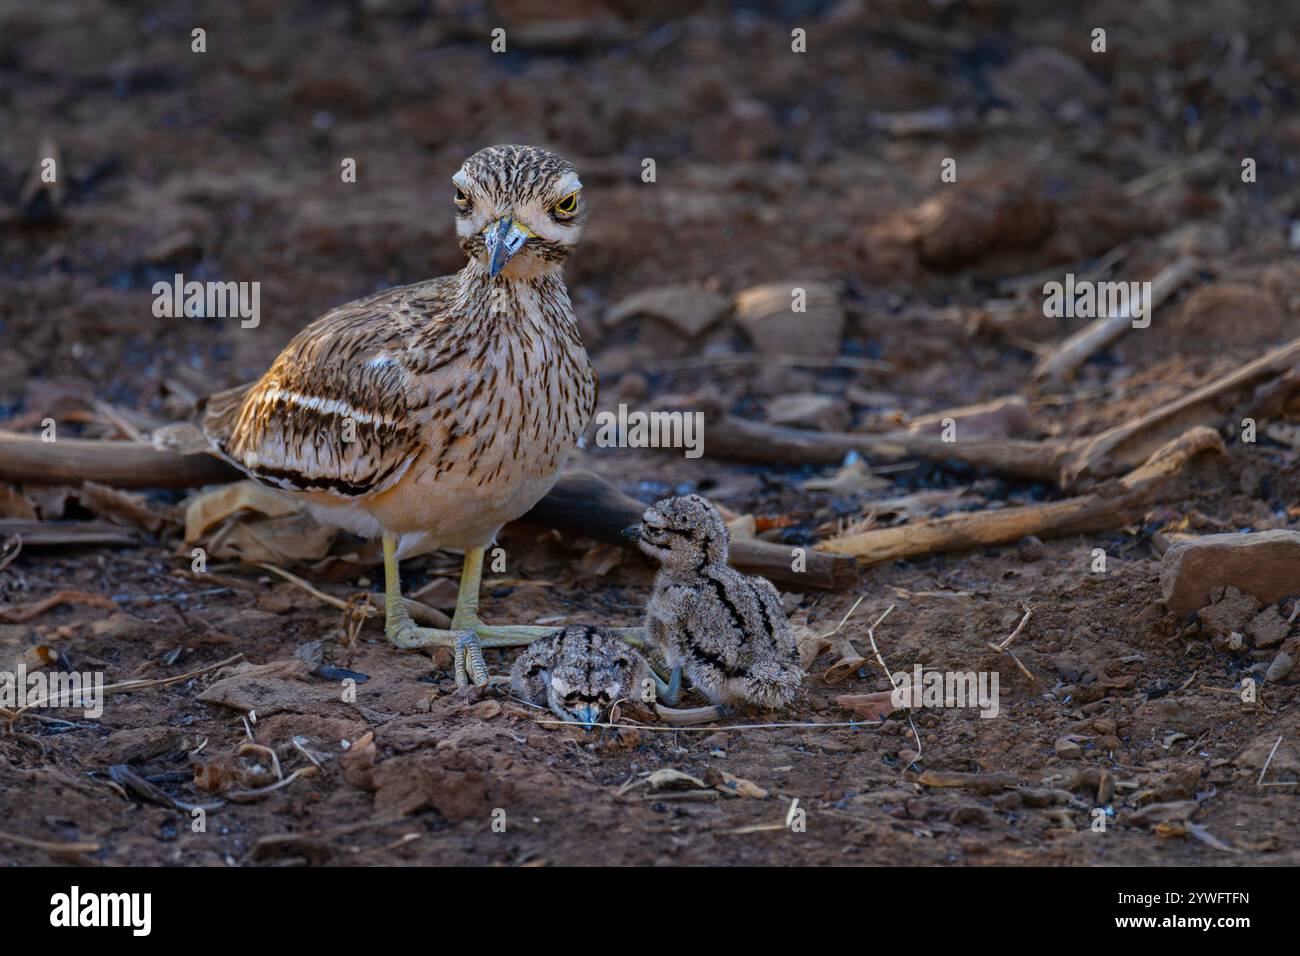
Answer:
[
  {"xmin": 695, "ymin": 412, "xmax": 1071, "ymax": 485},
  {"xmin": 0, "ymin": 434, "xmax": 860, "ymax": 590},
  {"xmin": 1033, "ymin": 256, "xmax": 1198, "ymax": 384},
  {"xmin": 1063, "ymin": 334, "xmax": 1300, "ymax": 483},
  {"xmin": 0, "ymin": 519, "xmax": 139, "ymax": 548},
  {"xmin": 819, "ymin": 427, "xmax": 1223, "ymax": 564},
  {"xmin": 0, "ymin": 429, "xmax": 239, "ymax": 488}
]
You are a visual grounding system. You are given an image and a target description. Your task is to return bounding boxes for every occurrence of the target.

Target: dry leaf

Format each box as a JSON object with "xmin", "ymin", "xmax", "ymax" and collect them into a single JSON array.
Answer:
[
  {"xmin": 184, "ymin": 481, "xmax": 300, "ymax": 542},
  {"xmin": 78, "ymin": 481, "xmax": 173, "ymax": 533},
  {"xmin": 714, "ymin": 770, "xmax": 768, "ymax": 799},
  {"xmin": 834, "ymin": 690, "xmax": 898, "ymax": 720},
  {"xmin": 794, "ymin": 623, "xmax": 831, "ymax": 670},
  {"xmin": 0, "ymin": 485, "xmax": 37, "ymax": 520}
]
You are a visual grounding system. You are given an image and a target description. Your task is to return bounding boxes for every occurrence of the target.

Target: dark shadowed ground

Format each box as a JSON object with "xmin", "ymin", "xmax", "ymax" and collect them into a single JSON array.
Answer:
[{"xmin": 1, "ymin": 0, "xmax": 1298, "ymax": 866}]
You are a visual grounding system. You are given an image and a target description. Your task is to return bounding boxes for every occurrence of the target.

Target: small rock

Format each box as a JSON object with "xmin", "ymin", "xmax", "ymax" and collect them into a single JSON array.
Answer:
[
  {"xmin": 1161, "ymin": 530, "xmax": 1300, "ymax": 616},
  {"xmin": 1265, "ymin": 651, "xmax": 1294, "ymax": 683},
  {"xmin": 605, "ymin": 285, "xmax": 730, "ymax": 340},
  {"xmin": 1129, "ymin": 800, "xmax": 1198, "ymax": 828},
  {"xmin": 1017, "ymin": 535, "xmax": 1045, "ymax": 562},
  {"xmin": 105, "ymin": 727, "xmax": 182, "ymax": 764},
  {"xmin": 1198, "ymin": 586, "xmax": 1262, "ymax": 640},
  {"xmin": 990, "ymin": 46, "xmax": 1109, "ymax": 112},
  {"xmin": 992, "ymin": 791, "xmax": 1022, "ymax": 811},
  {"xmin": 1055, "ymin": 737, "xmax": 1082, "ymax": 760},
  {"xmin": 950, "ymin": 805, "xmax": 990, "ymax": 826},
  {"xmin": 734, "ymin": 280, "xmax": 844, "ymax": 357},
  {"xmin": 1247, "ymin": 607, "xmax": 1293, "ymax": 648}
]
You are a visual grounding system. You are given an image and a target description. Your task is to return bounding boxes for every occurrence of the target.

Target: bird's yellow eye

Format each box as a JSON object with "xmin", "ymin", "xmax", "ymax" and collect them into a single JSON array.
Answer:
[
  {"xmin": 553, "ymin": 191, "xmax": 579, "ymax": 218},
  {"xmin": 454, "ymin": 186, "xmax": 469, "ymax": 206}
]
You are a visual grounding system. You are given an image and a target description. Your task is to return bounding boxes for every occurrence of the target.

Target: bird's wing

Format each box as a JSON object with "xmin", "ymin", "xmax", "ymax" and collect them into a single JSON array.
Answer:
[{"xmin": 200, "ymin": 283, "xmax": 440, "ymax": 499}]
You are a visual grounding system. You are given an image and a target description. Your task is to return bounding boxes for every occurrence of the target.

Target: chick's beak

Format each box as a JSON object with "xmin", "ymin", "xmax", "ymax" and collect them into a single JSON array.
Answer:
[
  {"xmin": 620, "ymin": 523, "xmax": 642, "ymax": 542},
  {"xmin": 574, "ymin": 705, "xmax": 600, "ymax": 728},
  {"xmin": 485, "ymin": 215, "xmax": 531, "ymax": 277}
]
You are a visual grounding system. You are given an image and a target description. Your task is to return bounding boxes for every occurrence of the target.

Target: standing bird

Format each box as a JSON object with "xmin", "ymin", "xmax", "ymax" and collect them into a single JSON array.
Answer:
[
  {"xmin": 200, "ymin": 145, "xmax": 597, "ymax": 686},
  {"xmin": 626, "ymin": 494, "xmax": 804, "ymax": 710}
]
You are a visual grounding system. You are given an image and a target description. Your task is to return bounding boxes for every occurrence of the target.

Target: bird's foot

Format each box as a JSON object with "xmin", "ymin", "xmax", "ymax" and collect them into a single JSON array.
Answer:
[
  {"xmin": 453, "ymin": 631, "xmax": 488, "ymax": 689},
  {"xmin": 650, "ymin": 665, "xmax": 682, "ymax": 707},
  {"xmin": 384, "ymin": 620, "xmax": 488, "ymax": 688}
]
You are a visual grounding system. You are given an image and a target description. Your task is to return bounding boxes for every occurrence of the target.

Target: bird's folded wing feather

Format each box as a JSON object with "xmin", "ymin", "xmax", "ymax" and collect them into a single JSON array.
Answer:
[{"xmin": 200, "ymin": 297, "xmax": 432, "ymax": 499}]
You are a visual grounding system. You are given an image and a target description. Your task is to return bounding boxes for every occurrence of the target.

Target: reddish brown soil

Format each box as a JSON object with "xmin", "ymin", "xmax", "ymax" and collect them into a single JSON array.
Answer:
[{"xmin": 1, "ymin": 0, "xmax": 1297, "ymax": 866}]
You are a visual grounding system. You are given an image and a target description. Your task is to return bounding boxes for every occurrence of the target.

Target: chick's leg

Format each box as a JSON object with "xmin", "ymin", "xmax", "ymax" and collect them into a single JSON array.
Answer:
[{"xmin": 382, "ymin": 533, "xmax": 486, "ymax": 687}]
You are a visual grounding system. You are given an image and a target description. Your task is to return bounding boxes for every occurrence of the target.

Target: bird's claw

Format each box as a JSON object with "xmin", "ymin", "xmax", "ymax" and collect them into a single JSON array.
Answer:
[{"xmin": 453, "ymin": 630, "xmax": 489, "ymax": 688}]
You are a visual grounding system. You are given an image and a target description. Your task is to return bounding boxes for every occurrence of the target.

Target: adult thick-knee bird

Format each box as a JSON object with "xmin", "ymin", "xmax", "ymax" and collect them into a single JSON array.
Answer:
[{"xmin": 200, "ymin": 145, "xmax": 598, "ymax": 686}]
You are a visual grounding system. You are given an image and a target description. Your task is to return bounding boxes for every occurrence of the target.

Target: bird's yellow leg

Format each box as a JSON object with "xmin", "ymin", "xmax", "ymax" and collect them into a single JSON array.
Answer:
[
  {"xmin": 382, "ymin": 533, "xmax": 487, "ymax": 687},
  {"xmin": 453, "ymin": 545, "xmax": 596, "ymax": 647}
]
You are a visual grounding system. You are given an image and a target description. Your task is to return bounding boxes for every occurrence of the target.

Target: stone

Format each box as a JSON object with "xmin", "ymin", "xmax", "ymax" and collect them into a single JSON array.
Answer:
[
  {"xmin": 990, "ymin": 47, "xmax": 1109, "ymax": 112},
  {"xmin": 1160, "ymin": 530, "xmax": 1300, "ymax": 616},
  {"xmin": 1198, "ymin": 586, "xmax": 1261, "ymax": 640},
  {"xmin": 734, "ymin": 280, "xmax": 844, "ymax": 357},
  {"xmin": 1246, "ymin": 607, "xmax": 1293, "ymax": 649},
  {"xmin": 605, "ymin": 285, "xmax": 730, "ymax": 340},
  {"xmin": 1054, "ymin": 737, "xmax": 1082, "ymax": 760},
  {"xmin": 105, "ymin": 727, "xmax": 182, "ymax": 764},
  {"xmin": 1265, "ymin": 651, "xmax": 1294, "ymax": 683}
]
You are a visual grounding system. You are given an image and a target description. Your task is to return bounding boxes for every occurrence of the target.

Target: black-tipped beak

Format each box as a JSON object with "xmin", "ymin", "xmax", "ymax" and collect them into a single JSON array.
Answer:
[
  {"xmin": 620, "ymin": 523, "xmax": 642, "ymax": 542},
  {"xmin": 485, "ymin": 215, "xmax": 530, "ymax": 278}
]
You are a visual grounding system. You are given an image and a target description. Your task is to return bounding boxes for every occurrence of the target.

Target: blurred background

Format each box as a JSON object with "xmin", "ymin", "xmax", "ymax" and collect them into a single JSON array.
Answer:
[{"xmin": 3, "ymin": 0, "xmax": 1298, "ymax": 434}]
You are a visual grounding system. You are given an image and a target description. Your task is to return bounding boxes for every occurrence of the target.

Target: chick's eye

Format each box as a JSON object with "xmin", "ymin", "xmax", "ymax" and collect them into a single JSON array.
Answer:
[
  {"xmin": 553, "ymin": 191, "xmax": 579, "ymax": 217},
  {"xmin": 454, "ymin": 187, "xmax": 469, "ymax": 206}
]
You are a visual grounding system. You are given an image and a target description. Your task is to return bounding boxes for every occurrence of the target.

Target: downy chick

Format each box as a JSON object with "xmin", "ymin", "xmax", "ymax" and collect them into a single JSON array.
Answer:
[
  {"xmin": 510, "ymin": 625, "xmax": 650, "ymax": 726},
  {"xmin": 627, "ymin": 494, "xmax": 803, "ymax": 710}
]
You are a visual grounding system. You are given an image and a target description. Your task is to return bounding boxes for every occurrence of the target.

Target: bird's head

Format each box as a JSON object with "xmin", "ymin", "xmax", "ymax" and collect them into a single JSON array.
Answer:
[
  {"xmin": 541, "ymin": 626, "xmax": 638, "ymax": 728},
  {"xmin": 453, "ymin": 145, "xmax": 586, "ymax": 280},
  {"xmin": 624, "ymin": 493, "xmax": 730, "ymax": 571}
]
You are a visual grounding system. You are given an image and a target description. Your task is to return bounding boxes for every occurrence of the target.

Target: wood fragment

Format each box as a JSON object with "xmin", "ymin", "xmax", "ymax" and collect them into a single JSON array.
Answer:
[
  {"xmin": 820, "ymin": 427, "xmax": 1223, "ymax": 564},
  {"xmin": 1033, "ymin": 257, "xmax": 1198, "ymax": 384},
  {"xmin": 695, "ymin": 411, "xmax": 1070, "ymax": 485},
  {"xmin": 1063, "ymin": 334, "xmax": 1300, "ymax": 483},
  {"xmin": 0, "ymin": 435, "xmax": 860, "ymax": 590},
  {"xmin": 0, "ymin": 519, "xmax": 139, "ymax": 548}
]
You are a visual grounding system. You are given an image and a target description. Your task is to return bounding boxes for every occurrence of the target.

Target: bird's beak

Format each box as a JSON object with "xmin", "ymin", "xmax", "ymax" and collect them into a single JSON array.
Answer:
[
  {"xmin": 484, "ymin": 215, "xmax": 531, "ymax": 278},
  {"xmin": 620, "ymin": 523, "xmax": 642, "ymax": 542},
  {"xmin": 575, "ymin": 705, "xmax": 600, "ymax": 728}
]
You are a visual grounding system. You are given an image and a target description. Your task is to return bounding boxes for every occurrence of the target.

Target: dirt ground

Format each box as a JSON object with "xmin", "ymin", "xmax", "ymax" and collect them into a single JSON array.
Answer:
[{"xmin": 2, "ymin": 0, "xmax": 1298, "ymax": 866}]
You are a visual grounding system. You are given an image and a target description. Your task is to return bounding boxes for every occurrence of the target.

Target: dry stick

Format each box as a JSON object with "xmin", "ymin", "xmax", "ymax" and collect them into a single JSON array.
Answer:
[
  {"xmin": 1256, "ymin": 735, "xmax": 1298, "ymax": 787},
  {"xmin": 819, "ymin": 427, "xmax": 1223, "ymax": 564},
  {"xmin": 0, "ymin": 831, "xmax": 100, "ymax": 856},
  {"xmin": 697, "ymin": 412, "xmax": 1070, "ymax": 485},
  {"xmin": 1062, "ymin": 334, "xmax": 1300, "ymax": 484},
  {"xmin": 255, "ymin": 561, "xmax": 451, "ymax": 629},
  {"xmin": 8, "ymin": 653, "xmax": 244, "ymax": 723},
  {"xmin": 986, "ymin": 604, "xmax": 1038, "ymax": 684},
  {"xmin": 858, "ymin": 604, "xmax": 922, "ymax": 767},
  {"xmin": 0, "ymin": 434, "xmax": 859, "ymax": 592},
  {"xmin": 1033, "ymin": 256, "xmax": 1198, "ymax": 385},
  {"xmin": 226, "ymin": 766, "xmax": 318, "ymax": 803}
]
